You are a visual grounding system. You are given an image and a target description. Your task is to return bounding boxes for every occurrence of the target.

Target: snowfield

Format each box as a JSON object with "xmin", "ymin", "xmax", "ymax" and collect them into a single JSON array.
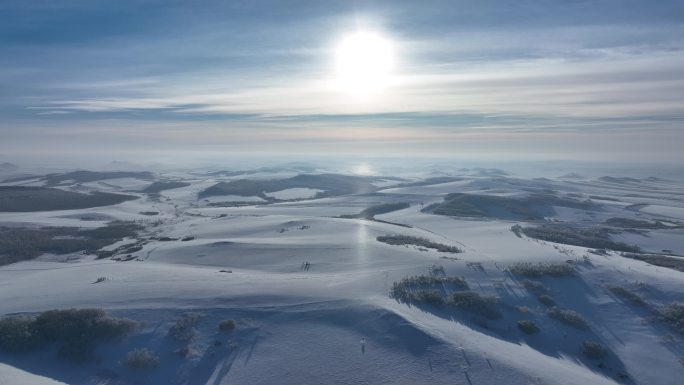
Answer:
[{"xmin": 1, "ymin": 168, "xmax": 683, "ymax": 385}]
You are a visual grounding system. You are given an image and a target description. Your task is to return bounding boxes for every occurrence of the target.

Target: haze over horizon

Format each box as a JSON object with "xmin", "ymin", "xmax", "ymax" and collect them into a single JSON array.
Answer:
[
  {"xmin": 2, "ymin": 4, "xmax": 684, "ymax": 384},
  {"xmin": 1, "ymin": 0, "xmax": 683, "ymax": 164}
]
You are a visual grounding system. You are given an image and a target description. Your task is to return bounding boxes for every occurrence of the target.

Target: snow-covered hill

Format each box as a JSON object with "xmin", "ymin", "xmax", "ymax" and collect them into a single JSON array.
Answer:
[{"xmin": 1, "ymin": 169, "xmax": 683, "ymax": 384}]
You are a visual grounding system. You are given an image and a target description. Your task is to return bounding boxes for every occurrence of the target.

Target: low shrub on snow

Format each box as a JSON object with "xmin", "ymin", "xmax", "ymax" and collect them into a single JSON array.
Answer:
[
  {"xmin": 620, "ymin": 253, "xmax": 684, "ymax": 273},
  {"xmin": 547, "ymin": 307, "xmax": 589, "ymax": 330},
  {"xmin": 536, "ymin": 294, "xmax": 556, "ymax": 307},
  {"xmin": 508, "ymin": 262, "xmax": 574, "ymax": 278},
  {"xmin": 520, "ymin": 280, "xmax": 555, "ymax": 306},
  {"xmin": 659, "ymin": 303, "xmax": 684, "ymax": 335},
  {"xmin": 38, "ymin": 308, "xmax": 136, "ymax": 361},
  {"xmin": 377, "ymin": 235, "xmax": 462, "ymax": 253},
  {"xmin": 520, "ymin": 279, "xmax": 547, "ymax": 295},
  {"xmin": 168, "ymin": 313, "xmax": 201, "ymax": 342},
  {"xmin": 605, "ymin": 285, "xmax": 646, "ymax": 306},
  {"xmin": 122, "ymin": 348, "xmax": 160, "ymax": 370},
  {"xmin": 0, "ymin": 316, "xmax": 42, "ymax": 352},
  {"xmin": 390, "ymin": 274, "xmax": 500, "ymax": 318},
  {"xmin": 390, "ymin": 274, "xmax": 469, "ymax": 304},
  {"xmin": 35, "ymin": 308, "xmax": 135, "ymax": 342},
  {"xmin": 412, "ymin": 290, "xmax": 445, "ymax": 307},
  {"xmin": 390, "ymin": 271, "xmax": 506, "ymax": 319},
  {"xmin": 517, "ymin": 320, "xmax": 540, "ymax": 334},
  {"xmin": 512, "ymin": 224, "xmax": 641, "ymax": 253},
  {"xmin": 581, "ymin": 340, "xmax": 607, "ymax": 359},
  {"xmin": 174, "ymin": 346, "xmax": 191, "ymax": 357},
  {"xmin": 0, "ymin": 308, "xmax": 136, "ymax": 361},
  {"xmin": 0, "ymin": 221, "xmax": 143, "ymax": 265},
  {"xmin": 397, "ymin": 274, "xmax": 469, "ymax": 288},
  {"xmin": 447, "ymin": 291, "xmax": 501, "ymax": 319},
  {"xmin": 218, "ymin": 319, "xmax": 236, "ymax": 331}
]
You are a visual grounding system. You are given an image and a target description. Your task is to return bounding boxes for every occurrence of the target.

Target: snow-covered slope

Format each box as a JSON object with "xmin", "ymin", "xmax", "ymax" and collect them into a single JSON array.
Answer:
[{"xmin": 0, "ymin": 170, "xmax": 683, "ymax": 385}]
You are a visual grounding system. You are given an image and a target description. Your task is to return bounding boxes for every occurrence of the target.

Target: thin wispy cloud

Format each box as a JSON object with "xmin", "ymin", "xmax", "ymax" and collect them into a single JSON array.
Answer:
[{"xmin": 1, "ymin": 0, "xmax": 682, "ymax": 162}]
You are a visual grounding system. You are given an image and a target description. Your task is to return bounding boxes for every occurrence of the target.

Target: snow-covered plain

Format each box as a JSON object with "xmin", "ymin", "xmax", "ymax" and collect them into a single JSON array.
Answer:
[{"xmin": 1, "ymin": 169, "xmax": 683, "ymax": 385}]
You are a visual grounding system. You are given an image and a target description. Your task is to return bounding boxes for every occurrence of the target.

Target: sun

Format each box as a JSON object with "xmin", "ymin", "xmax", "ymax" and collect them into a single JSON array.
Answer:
[
  {"xmin": 353, "ymin": 163, "xmax": 374, "ymax": 175},
  {"xmin": 334, "ymin": 31, "xmax": 394, "ymax": 94}
]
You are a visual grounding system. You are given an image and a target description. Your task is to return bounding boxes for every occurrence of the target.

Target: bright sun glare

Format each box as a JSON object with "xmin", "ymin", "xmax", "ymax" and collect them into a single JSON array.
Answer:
[
  {"xmin": 353, "ymin": 163, "xmax": 374, "ymax": 175},
  {"xmin": 335, "ymin": 31, "xmax": 394, "ymax": 94}
]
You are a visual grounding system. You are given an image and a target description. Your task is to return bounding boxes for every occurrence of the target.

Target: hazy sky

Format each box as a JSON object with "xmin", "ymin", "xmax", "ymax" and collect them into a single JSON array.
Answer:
[{"xmin": 1, "ymin": 0, "xmax": 683, "ymax": 164}]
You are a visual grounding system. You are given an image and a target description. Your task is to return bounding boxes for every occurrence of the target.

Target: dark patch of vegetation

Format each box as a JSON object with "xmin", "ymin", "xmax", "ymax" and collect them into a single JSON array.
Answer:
[
  {"xmin": 466, "ymin": 262, "xmax": 484, "ymax": 271},
  {"xmin": 447, "ymin": 291, "xmax": 501, "ymax": 319},
  {"xmin": 511, "ymin": 224, "xmax": 641, "ymax": 253},
  {"xmin": 0, "ymin": 316, "xmax": 41, "ymax": 352},
  {"xmin": 390, "ymin": 274, "xmax": 469, "ymax": 305},
  {"xmin": 173, "ymin": 346, "xmax": 191, "ymax": 357},
  {"xmin": 1, "ymin": 174, "xmax": 38, "ymax": 183},
  {"xmin": 464, "ymin": 168, "xmax": 509, "ymax": 177},
  {"xmin": 390, "ymin": 271, "xmax": 469, "ymax": 309},
  {"xmin": 536, "ymin": 294, "xmax": 556, "ymax": 307},
  {"xmin": 168, "ymin": 313, "xmax": 201, "ymax": 342},
  {"xmin": 83, "ymin": 221, "xmax": 143, "ymax": 239},
  {"xmin": 520, "ymin": 278, "xmax": 555, "ymax": 305},
  {"xmin": 392, "ymin": 177, "xmax": 463, "ymax": 188},
  {"xmin": 511, "ymin": 225, "xmax": 523, "ymax": 238},
  {"xmin": 0, "ymin": 186, "xmax": 137, "ymax": 212},
  {"xmin": 207, "ymin": 201, "xmax": 267, "ymax": 207},
  {"xmin": 142, "ymin": 181, "xmax": 190, "ymax": 194},
  {"xmin": 604, "ymin": 217, "xmax": 669, "ymax": 229},
  {"xmin": 203, "ymin": 170, "xmax": 250, "ymax": 177},
  {"xmin": 139, "ymin": 211, "xmax": 159, "ymax": 216},
  {"xmin": 581, "ymin": 340, "xmax": 607, "ymax": 359},
  {"xmin": 377, "ymin": 234, "xmax": 462, "ymax": 253},
  {"xmin": 620, "ymin": 253, "xmax": 684, "ymax": 272},
  {"xmin": 508, "ymin": 262, "xmax": 574, "ymax": 277},
  {"xmin": 589, "ymin": 195, "xmax": 621, "ymax": 202},
  {"xmin": 520, "ymin": 279, "xmax": 547, "ymax": 295},
  {"xmin": 200, "ymin": 173, "xmax": 377, "ymax": 200},
  {"xmin": 0, "ymin": 308, "xmax": 136, "ymax": 361},
  {"xmin": 218, "ymin": 319, "xmax": 236, "ymax": 331},
  {"xmin": 411, "ymin": 290, "xmax": 446, "ymax": 307},
  {"xmin": 121, "ymin": 348, "xmax": 159, "ymax": 370},
  {"xmin": 94, "ymin": 239, "xmax": 146, "ymax": 260},
  {"xmin": 517, "ymin": 320, "xmax": 540, "ymax": 334},
  {"xmin": 425, "ymin": 192, "xmax": 595, "ymax": 220},
  {"xmin": 598, "ymin": 176, "xmax": 641, "ymax": 184},
  {"xmin": 547, "ymin": 307, "xmax": 589, "ymax": 330},
  {"xmin": 40, "ymin": 171, "xmax": 153, "ymax": 186},
  {"xmin": 0, "ymin": 221, "xmax": 143, "ymax": 265},
  {"xmin": 605, "ymin": 285, "xmax": 646, "ymax": 306},
  {"xmin": 181, "ymin": 236, "xmax": 195, "ymax": 241},
  {"xmin": 340, "ymin": 202, "xmax": 410, "ymax": 219},
  {"xmin": 58, "ymin": 213, "xmax": 116, "ymax": 221},
  {"xmin": 658, "ymin": 303, "xmax": 684, "ymax": 335},
  {"xmin": 394, "ymin": 275, "xmax": 469, "ymax": 290}
]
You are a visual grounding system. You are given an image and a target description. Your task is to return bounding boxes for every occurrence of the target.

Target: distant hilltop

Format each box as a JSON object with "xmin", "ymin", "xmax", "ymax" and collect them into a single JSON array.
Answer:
[{"xmin": 0, "ymin": 162, "xmax": 19, "ymax": 172}]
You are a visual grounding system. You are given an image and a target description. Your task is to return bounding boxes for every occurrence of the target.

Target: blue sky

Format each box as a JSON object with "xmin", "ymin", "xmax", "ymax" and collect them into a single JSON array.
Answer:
[{"xmin": 1, "ymin": 0, "xmax": 683, "ymax": 164}]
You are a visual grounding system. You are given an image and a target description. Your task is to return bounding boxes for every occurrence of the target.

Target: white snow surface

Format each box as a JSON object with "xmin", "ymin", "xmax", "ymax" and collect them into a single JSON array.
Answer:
[
  {"xmin": 0, "ymin": 171, "xmax": 683, "ymax": 384},
  {"xmin": 0, "ymin": 364, "xmax": 67, "ymax": 385},
  {"xmin": 201, "ymin": 195, "xmax": 266, "ymax": 203}
]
